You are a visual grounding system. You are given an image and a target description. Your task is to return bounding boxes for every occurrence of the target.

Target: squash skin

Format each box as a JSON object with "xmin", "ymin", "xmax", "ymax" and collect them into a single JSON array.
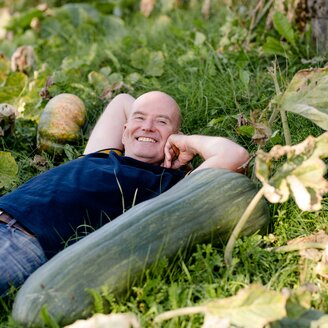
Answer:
[
  {"xmin": 12, "ymin": 168, "xmax": 270, "ymax": 326},
  {"xmin": 37, "ymin": 93, "xmax": 86, "ymax": 154}
]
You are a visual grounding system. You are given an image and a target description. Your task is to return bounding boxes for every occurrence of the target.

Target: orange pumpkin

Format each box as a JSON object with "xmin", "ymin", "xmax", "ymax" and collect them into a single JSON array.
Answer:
[{"xmin": 37, "ymin": 93, "xmax": 86, "ymax": 154}]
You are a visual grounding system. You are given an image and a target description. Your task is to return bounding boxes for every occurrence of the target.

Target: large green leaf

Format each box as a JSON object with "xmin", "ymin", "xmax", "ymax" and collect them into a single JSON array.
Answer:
[
  {"xmin": 0, "ymin": 55, "xmax": 10, "ymax": 84},
  {"xmin": 0, "ymin": 72, "xmax": 28, "ymax": 104},
  {"xmin": 0, "ymin": 151, "xmax": 18, "ymax": 191},
  {"xmin": 280, "ymin": 67, "xmax": 328, "ymax": 131},
  {"xmin": 272, "ymin": 12, "xmax": 296, "ymax": 48},
  {"xmin": 262, "ymin": 36, "xmax": 291, "ymax": 58},
  {"xmin": 130, "ymin": 49, "xmax": 164, "ymax": 77},
  {"xmin": 155, "ymin": 284, "xmax": 287, "ymax": 328}
]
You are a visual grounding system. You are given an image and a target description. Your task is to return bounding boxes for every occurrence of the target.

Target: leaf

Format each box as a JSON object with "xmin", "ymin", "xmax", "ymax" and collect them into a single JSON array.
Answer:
[
  {"xmin": 0, "ymin": 103, "xmax": 17, "ymax": 136},
  {"xmin": 239, "ymin": 69, "xmax": 250, "ymax": 88},
  {"xmin": 56, "ymin": 4, "xmax": 101, "ymax": 28},
  {"xmin": 0, "ymin": 151, "xmax": 18, "ymax": 190},
  {"xmin": 88, "ymin": 71, "xmax": 110, "ymax": 93},
  {"xmin": 140, "ymin": 0, "xmax": 156, "ymax": 17},
  {"xmin": 64, "ymin": 313, "xmax": 141, "ymax": 328},
  {"xmin": 262, "ymin": 36, "xmax": 290, "ymax": 58},
  {"xmin": 252, "ymin": 123, "xmax": 272, "ymax": 146},
  {"xmin": 255, "ymin": 132, "xmax": 328, "ymax": 211},
  {"xmin": 194, "ymin": 32, "xmax": 206, "ymax": 46},
  {"xmin": 145, "ymin": 51, "xmax": 164, "ymax": 76},
  {"xmin": 6, "ymin": 8, "xmax": 44, "ymax": 32},
  {"xmin": 130, "ymin": 49, "xmax": 164, "ymax": 77},
  {"xmin": 280, "ymin": 67, "xmax": 328, "ymax": 131},
  {"xmin": 155, "ymin": 284, "xmax": 287, "ymax": 328},
  {"xmin": 0, "ymin": 8, "xmax": 11, "ymax": 40},
  {"xmin": 130, "ymin": 48, "xmax": 149, "ymax": 70},
  {"xmin": 204, "ymin": 284, "xmax": 287, "ymax": 328},
  {"xmin": 287, "ymin": 230, "xmax": 328, "ymax": 261},
  {"xmin": 236, "ymin": 125, "xmax": 255, "ymax": 138},
  {"xmin": 11, "ymin": 46, "xmax": 36, "ymax": 73},
  {"xmin": 272, "ymin": 11, "xmax": 296, "ymax": 47},
  {"xmin": 39, "ymin": 306, "xmax": 60, "ymax": 328},
  {"xmin": 0, "ymin": 72, "xmax": 28, "ymax": 103},
  {"xmin": 19, "ymin": 67, "xmax": 51, "ymax": 121},
  {"xmin": 0, "ymin": 54, "xmax": 10, "ymax": 84}
]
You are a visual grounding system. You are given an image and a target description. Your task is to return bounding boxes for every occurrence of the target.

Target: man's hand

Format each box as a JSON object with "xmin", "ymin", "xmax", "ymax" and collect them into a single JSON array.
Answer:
[
  {"xmin": 162, "ymin": 134, "xmax": 250, "ymax": 173},
  {"xmin": 163, "ymin": 134, "xmax": 195, "ymax": 169}
]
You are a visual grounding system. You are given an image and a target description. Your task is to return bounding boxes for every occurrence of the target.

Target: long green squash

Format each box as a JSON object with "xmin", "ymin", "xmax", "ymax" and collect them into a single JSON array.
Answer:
[{"xmin": 12, "ymin": 168, "xmax": 270, "ymax": 327}]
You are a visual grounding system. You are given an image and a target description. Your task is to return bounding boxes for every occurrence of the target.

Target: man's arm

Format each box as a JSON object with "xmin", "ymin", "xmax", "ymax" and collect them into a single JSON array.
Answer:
[
  {"xmin": 83, "ymin": 94, "xmax": 135, "ymax": 155},
  {"xmin": 163, "ymin": 134, "xmax": 250, "ymax": 173}
]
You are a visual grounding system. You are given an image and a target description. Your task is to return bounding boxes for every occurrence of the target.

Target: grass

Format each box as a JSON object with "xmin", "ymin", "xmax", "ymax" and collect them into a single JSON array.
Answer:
[{"xmin": 1, "ymin": 0, "xmax": 328, "ymax": 327}]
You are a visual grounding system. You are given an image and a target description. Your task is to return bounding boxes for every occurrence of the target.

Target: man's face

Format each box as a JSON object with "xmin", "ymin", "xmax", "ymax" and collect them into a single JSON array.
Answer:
[{"xmin": 122, "ymin": 92, "xmax": 180, "ymax": 165}]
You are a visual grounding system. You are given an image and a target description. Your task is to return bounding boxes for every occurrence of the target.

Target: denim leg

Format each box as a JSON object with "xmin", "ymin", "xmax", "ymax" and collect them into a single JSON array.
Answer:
[{"xmin": 0, "ymin": 224, "xmax": 47, "ymax": 297}]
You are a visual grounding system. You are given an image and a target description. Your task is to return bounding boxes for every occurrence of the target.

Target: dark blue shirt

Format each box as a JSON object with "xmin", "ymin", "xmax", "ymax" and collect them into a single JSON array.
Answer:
[{"xmin": 0, "ymin": 151, "xmax": 184, "ymax": 258}]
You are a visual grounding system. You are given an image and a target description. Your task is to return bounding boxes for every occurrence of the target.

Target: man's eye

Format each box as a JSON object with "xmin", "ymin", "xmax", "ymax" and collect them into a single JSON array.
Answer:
[
  {"xmin": 135, "ymin": 116, "xmax": 144, "ymax": 121},
  {"xmin": 158, "ymin": 120, "xmax": 167, "ymax": 125}
]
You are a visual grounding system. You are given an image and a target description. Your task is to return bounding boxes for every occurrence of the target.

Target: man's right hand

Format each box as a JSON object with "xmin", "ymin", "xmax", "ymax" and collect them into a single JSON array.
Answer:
[{"xmin": 163, "ymin": 134, "xmax": 196, "ymax": 169}]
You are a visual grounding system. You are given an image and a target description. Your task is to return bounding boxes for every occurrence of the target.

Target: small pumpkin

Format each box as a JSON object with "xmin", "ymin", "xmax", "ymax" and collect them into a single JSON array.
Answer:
[
  {"xmin": 12, "ymin": 168, "xmax": 270, "ymax": 326},
  {"xmin": 37, "ymin": 93, "xmax": 86, "ymax": 154}
]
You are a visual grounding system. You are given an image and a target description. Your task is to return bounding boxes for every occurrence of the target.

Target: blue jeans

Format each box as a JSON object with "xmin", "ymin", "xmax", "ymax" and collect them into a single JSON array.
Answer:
[{"xmin": 0, "ymin": 221, "xmax": 47, "ymax": 297}]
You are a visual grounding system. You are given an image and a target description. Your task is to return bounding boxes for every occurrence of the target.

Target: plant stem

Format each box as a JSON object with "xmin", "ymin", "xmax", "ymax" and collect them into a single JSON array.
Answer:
[
  {"xmin": 268, "ymin": 62, "xmax": 292, "ymax": 145},
  {"xmin": 280, "ymin": 105, "xmax": 292, "ymax": 145},
  {"xmin": 267, "ymin": 242, "xmax": 327, "ymax": 253},
  {"xmin": 154, "ymin": 306, "xmax": 206, "ymax": 323},
  {"xmin": 224, "ymin": 187, "xmax": 265, "ymax": 267}
]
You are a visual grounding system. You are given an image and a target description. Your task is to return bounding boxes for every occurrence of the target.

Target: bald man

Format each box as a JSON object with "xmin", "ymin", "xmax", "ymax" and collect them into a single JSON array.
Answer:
[{"xmin": 0, "ymin": 91, "xmax": 249, "ymax": 296}]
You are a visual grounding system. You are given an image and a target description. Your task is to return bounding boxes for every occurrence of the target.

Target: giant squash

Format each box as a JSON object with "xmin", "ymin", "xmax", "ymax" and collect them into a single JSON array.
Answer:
[
  {"xmin": 37, "ymin": 93, "xmax": 86, "ymax": 154},
  {"xmin": 12, "ymin": 168, "xmax": 270, "ymax": 327}
]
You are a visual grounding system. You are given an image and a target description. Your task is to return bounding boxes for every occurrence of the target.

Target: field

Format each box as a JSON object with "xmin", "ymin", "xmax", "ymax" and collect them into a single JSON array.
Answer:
[{"xmin": 0, "ymin": 0, "xmax": 328, "ymax": 327}]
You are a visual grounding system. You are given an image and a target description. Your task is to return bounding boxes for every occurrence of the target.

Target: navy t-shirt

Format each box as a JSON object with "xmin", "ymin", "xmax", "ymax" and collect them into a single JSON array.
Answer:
[{"xmin": 0, "ymin": 151, "xmax": 184, "ymax": 258}]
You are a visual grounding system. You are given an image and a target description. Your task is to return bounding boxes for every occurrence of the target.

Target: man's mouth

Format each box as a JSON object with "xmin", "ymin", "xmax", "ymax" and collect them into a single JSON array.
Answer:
[{"xmin": 137, "ymin": 137, "xmax": 157, "ymax": 143}]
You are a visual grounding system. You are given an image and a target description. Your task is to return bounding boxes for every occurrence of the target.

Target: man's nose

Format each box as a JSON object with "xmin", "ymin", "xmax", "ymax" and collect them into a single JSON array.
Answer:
[{"xmin": 142, "ymin": 119, "xmax": 155, "ymax": 131}]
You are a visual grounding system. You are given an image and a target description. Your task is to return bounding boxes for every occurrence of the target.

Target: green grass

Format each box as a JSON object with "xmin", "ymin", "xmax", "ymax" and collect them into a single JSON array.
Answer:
[{"xmin": 1, "ymin": 0, "xmax": 328, "ymax": 327}]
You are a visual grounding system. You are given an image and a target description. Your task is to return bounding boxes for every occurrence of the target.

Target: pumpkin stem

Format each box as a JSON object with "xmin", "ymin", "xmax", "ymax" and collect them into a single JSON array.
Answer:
[{"xmin": 224, "ymin": 187, "xmax": 265, "ymax": 267}]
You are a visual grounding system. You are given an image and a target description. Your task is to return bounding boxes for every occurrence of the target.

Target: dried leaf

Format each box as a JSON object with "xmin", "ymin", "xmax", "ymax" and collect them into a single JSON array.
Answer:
[
  {"xmin": 0, "ymin": 103, "xmax": 17, "ymax": 137},
  {"xmin": 140, "ymin": 0, "xmax": 156, "ymax": 17},
  {"xmin": 202, "ymin": 315, "xmax": 230, "ymax": 328},
  {"xmin": 64, "ymin": 313, "xmax": 140, "ymax": 328},
  {"xmin": 252, "ymin": 123, "xmax": 272, "ymax": 146},
  {"xmin": 155, "ymin": 284, "xmax": 287, "ymax": 328},
  {"xmin": 11, "ymin": 46, "xmax": 36, "ymax": 73},
  {"xmin": 255, "ymin": 132, "xmax": 328, "ymax": 211},
  {"xmin": 280, "ymin": 67, "xmax": 328, "ymax": 131},
  {"xmin": 0, "ymin": 8, "xmax": 11, "ymax": 40},
  {"xmin": 201, "ymin": 0, "xmax": 211, "ymax": 19},
  {"xmin": 288, "ymin": 230, "xmax": 328, "ymax": 261},
  {"xmin": 315, "ymin": 245, "xmax": 328, "ymax": 279},
  {"xmin": 194, "ymin": 32, "xmax": 206, "ymax": 46},
  {"xmin": 39, "ymin": 76, "xmax": 54, "ymax": 100},
  {"xmin": 205, "ymin": 284, "xmax": 286, "ymax": 328}
]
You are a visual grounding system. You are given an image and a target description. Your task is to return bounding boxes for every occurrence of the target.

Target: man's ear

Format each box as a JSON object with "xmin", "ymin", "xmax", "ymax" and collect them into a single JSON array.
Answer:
[{"xmin": 121, "ymin": 124, "xmax": 127, "ymax": 145}]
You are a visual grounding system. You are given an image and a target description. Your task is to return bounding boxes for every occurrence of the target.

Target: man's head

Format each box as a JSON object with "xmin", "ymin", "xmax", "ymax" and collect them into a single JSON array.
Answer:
[{"xmin": 122, "ymin": 91, "xmax": 181, "ymax": 165}]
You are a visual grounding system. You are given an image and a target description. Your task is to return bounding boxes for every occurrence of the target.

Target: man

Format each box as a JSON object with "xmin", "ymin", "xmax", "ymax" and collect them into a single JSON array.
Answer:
[{"xmin": 0, "ymin": 91, "xmax": 249, "ymax": 296}]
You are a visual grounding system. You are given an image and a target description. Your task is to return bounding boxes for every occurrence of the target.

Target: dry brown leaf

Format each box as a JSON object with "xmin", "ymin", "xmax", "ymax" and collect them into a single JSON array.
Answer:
[
  {"xmin": 64, "ymin": 313, "xmax": 140, "ymax": 328},
  {"xmin": 140, "ymin": 0, "xmax": 156, "ymax": 17},
  {"xmin": 0, "ymin": 103, "xmax": 17, "ymax": 137},
  {"xmin": 287, "ymin": 230, "xmax": 328, "ymax": 260},
  {"xmin": 11, "ymin": 46, "xmax": 36, "ymax": 73},
  {"xmin": 201, "ymin": 0, "xmax": 211, "ymax": 19}
]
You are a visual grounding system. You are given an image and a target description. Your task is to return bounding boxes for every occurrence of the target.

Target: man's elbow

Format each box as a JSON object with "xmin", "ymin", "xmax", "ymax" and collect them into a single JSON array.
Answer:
[{"xmin": 235, "ymin": 147, "xmax": 250, "ymax": 173}]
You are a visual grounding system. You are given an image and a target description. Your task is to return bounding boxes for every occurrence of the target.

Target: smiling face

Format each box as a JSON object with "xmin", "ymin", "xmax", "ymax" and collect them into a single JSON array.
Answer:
[{"xmin": 122, "ymin": 91, "xmax": 181, "ymax": 165}]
